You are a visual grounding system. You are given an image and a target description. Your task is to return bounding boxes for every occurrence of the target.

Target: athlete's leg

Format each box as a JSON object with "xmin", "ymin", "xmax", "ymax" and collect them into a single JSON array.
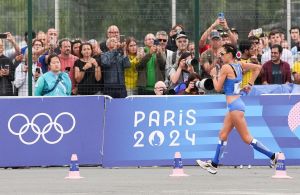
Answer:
[
  {"xmin": 211, "ymin": 112, "xmax": 234, "ymax": 167},
  {"xmin": 230, "ymin": 110, "xmax": 275, "ymax": 160},
  {"xmin": 197, "ymin": 112, "xmax": 234, "ymax": 174}
]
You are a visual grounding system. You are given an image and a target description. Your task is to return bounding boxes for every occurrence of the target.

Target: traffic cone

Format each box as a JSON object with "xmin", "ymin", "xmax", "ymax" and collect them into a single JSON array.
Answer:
[
  {"xmin": 65, "ymin": 154, "xmax": 84, "ymax": 179},
  {"xmin": 169, "ymin": 152, "xmax": 189, "ymax": 177},
  {"xmin": 272, "ymin": 153, "xmax": 292, "ymax": 179}
]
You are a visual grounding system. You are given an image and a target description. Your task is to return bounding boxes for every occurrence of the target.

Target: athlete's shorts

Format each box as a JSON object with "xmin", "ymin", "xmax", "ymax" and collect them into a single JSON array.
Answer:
[{"xmin": 227, "ymin": 97, "xmax": 245, "ymax": 112}]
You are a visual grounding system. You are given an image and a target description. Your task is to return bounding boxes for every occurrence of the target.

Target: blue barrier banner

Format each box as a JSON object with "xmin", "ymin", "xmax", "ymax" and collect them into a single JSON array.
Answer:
[
  {"xmin": 103, "ymin": 95, "xmax": 300, "ymax": 167},
  {"xmin": 0, "ymin": 96, "xmax": 104, "ymax": 167}
]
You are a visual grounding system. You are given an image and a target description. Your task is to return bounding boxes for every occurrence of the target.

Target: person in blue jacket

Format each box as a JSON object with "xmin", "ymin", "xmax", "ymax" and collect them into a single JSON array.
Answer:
[{"xmin": 35, "ymin": 54, "xmax": 71, "ymax": 96}]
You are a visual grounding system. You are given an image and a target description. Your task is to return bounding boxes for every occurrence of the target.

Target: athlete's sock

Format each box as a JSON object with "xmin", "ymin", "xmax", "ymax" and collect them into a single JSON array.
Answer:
[
  {"xmin": 250, "ymin": 138, "xmax": 274, "ymax": 159},
  {"xmin": 212, "ymin": 140, "xmax": 227, "ymax": 167}
]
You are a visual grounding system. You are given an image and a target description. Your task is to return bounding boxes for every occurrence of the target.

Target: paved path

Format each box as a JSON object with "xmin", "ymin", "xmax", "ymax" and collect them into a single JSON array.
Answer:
[{"xmin": 0, "ymin": 166, "xmax": 299, "ymax": 195}]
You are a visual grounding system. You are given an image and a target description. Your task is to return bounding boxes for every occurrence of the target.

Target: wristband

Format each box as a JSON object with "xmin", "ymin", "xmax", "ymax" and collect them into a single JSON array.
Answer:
[{"xmin": 248, "ymin": 82, "xmax": 253, "ymax": 86}]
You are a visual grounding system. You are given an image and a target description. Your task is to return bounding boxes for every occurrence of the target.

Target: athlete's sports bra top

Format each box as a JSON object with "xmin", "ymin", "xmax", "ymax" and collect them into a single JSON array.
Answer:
[{"xmin": 223, "ymin": 63, "xmax": 243, "ymax": 96}]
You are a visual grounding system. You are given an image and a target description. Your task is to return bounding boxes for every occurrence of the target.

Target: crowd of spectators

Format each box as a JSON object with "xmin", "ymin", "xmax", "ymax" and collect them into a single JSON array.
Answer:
[{"xmin": 1, "ymin": 15, "xmax": 300, "ymax": 97}]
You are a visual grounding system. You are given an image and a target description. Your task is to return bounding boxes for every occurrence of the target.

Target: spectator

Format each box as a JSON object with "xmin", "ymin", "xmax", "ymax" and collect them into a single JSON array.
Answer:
[
  {"xmin": 71, "ymin": 39, "xmax": 82, "ymax": 58},
  {"xmin": 101, "ymin": 37, "xmax": 130, "ymax": 98},
  {"xmin": 178, "ymin": 72, "xmax": 204, "ymax": 95},
  {"xmin": 220, "ymin": 31, "xmax": 231, "ymax": 45},
  {"xmin": 137, "ymin": 33, "xmax": 165, "ymax": 95},
  {"xmin": 36, "ymin": 31, "xmax": 47, "ymax": 46},
  {"xmin": 261, "ymin": 30, "xmax": 293, "ymax": 68},
  {"xmin": 154, "ymin": 80, "xmax": 167, "ymax": 95},
  {"xmin": 281, "ymin": 40, "xmax": 289, "ymax": 50},
  {"xmin": 169, "ymin": 32, "xmax": 189, "ymax": 75},
  {"xmin": 188, "ymin": 41, "xmax": 195, "ymax": 59},
  {"xmin": 74, "ymin": 42, "xmax": 101, "ymax": 95},
  {"xmin": 156, "ymin": 31, "xmax": 173, "ymax": 85},
  {"xmin": 167, "ymin": 24, "xmax": 184, "ymax": 52},
  {"xmin": 199, "ymin": 18, "xmax": 237, "ymax": 54},
  {"xmin": 259, "ymin": 32, "xmax": 269, "ymax": 54},
  {"xmin": 14, "ymin": 49, "xmax": 42, "ymax": 96},
  {"xmin": 124, "ymin": 37, "xmax": 141, "ymax": 96},
  {"xmin": 239, "ymin": 40, "xmax": 261, "ymax": 87},
  {"xmin": 58, "ymin": 39, "xmax": 78, "ymax": 94},
  {"xmin": 3, "ymin": 32, "xmax": 21, "ymax": 61},
  {"xmin": 290, "ymin": 26, "xmax": 300, "ymax": 49},
  {"xmin": 261, "ymin": 44, "xmax": 291, "ymax": 85},
  {"xmin": 231, "ymin": 28, "xmax": 239, "ymax": 42},
  {"xmin": 0, "ymin": 39, "xmax": 14, "ymax": 96},
  {"xmin": 200, "ymin": 31, "xmax": 222, "ymax": 79},
  {"xmin": 100, "ymin": 25, "xmax": 120, "ymax": 53},
  {"xmin": 169, "ymin": 52, "xmax": 195, "ymax": 89},
  {"xmin": 292, "ymin": 54, "xmax": 300, "ymax": 84},
  {"xmin": 35, "ymin": 54, "xmax": 71, "ymax": 96},
  {"xmin": 21, "ymin": 31, "xmax": 36, "ymax": 55},
  {"xmin": 38, "ymin": 28, "xmax": 60, "ymax": 73}
]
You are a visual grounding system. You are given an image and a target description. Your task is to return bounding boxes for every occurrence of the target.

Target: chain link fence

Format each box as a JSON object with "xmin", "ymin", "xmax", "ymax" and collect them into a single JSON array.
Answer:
[{"xmin": 0, "ymin": 0, "xmax": 299, "ymax": 97}]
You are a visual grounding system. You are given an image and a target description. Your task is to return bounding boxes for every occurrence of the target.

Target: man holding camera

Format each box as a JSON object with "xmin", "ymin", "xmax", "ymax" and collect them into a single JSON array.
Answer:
[{"xmin": 136, "ymin": 33, "xmax": 166, "ymax": 95}]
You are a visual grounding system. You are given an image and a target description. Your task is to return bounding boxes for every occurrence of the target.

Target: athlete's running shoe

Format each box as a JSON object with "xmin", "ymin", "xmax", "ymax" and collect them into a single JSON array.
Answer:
[{"xmin": 196, "ymin": 160, "xmax": 217, "ymax": 174}]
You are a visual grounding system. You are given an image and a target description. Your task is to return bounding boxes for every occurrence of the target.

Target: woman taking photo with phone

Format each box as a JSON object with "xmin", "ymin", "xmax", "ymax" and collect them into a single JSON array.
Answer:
[{"xmin": 196, "ymin": 44, "xmax": 279, "ymax": 174}]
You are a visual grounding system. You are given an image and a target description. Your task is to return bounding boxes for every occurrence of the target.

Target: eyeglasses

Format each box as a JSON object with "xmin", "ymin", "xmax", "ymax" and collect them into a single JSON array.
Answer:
[
  {"xmin": 178, "ymin": 40, "xmax": 187, "ymax": 43},
  {"xmin": 108, "ymin": 31, "xmax": 119, "ymax": 34},
  {"xmin": 158, "ymin": 39, "xmax": 167, "ymax": 43}
]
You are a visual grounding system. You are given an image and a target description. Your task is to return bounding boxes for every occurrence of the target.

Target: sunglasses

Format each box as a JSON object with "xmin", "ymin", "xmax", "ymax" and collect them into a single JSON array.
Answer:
[{"xmin": 158, "ymin": 39, "xmax": 167, "ymax": 43}]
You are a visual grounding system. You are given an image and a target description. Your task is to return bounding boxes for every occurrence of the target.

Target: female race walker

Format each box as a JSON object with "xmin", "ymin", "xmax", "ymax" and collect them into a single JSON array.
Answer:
[{"xmin": 196, "ymin": 43, "xmax": 279, "ymax": 174}]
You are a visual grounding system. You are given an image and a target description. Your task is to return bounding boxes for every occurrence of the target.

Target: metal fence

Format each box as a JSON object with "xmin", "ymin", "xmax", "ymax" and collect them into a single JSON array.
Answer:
[{"xmin": 0, "ymin": 0, "xmax": 299, "ymax": 97}]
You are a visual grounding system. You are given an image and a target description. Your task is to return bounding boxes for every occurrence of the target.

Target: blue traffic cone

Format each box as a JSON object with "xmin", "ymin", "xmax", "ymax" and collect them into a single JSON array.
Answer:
[
  {"xmin": 169, "ymin": 152, "xmax": 189, "ymax": 177},
  {"xmin": 65, "ymin": 154, "xmax": 83, "ymax": 179}
]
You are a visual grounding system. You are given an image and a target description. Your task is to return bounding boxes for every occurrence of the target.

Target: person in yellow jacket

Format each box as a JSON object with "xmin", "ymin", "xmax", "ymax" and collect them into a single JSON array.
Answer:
[
  {"xmin": 124, "ymin": 37, "xmax": 144, "ymax": 95},
  {"xmin": 239, "ymin": 40, "xmax": 261, "ymax": 88},
  {"xmin": 292, "ymin": 55, "xmax": 300, "ymax": 84}
]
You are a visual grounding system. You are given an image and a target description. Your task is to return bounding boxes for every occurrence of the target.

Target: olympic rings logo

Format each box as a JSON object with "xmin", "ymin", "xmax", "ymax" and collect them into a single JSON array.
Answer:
[{"xmin": 8, "ymin": 112, "xmax": 76, "ymax": 145}]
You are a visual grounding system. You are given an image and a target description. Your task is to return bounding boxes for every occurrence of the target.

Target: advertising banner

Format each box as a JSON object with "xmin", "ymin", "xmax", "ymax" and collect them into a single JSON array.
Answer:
[
  {"xmin": 103, "ymin": 95, "xmax": 300, "ymax": 167},
  {"xmin": 0, "ymin": 96, "xmax": 105, "ymax": 167}
]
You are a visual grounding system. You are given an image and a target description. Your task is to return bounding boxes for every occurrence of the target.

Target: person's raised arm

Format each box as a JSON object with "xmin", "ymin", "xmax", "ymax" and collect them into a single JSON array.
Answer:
[{"xmin": 199, "ymin": 19, "xmax": 219, "ymax": 49}]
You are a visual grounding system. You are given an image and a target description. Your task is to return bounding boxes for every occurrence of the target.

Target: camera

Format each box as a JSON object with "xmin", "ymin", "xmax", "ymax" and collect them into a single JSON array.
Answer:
[
  {"xmin": 0, "ymin": 33, "xmax": 7, "ymax": 39},
  {"xmin": 65, "ymin": 67, "xmax": 71, "ymax": 73},
  {"xmin": 195, "ymin": 78, "xmax": 214, "ymax": 91},
  {"xmin": 154, "ymin": 39, "xmax": 160, "ymax": 46},
  {"xmin": 186, "ymin": 58, "xmax": 198, "ymax": 66},
  {"xmin": 252, "ymin": 28, "xmax": 262, "ymax": 37}
]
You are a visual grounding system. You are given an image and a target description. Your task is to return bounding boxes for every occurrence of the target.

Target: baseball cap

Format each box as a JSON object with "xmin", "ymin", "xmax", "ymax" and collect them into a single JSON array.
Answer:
[
  {"xmin": 210, "ymin": 31, "xmax": 221, "ymax": 39},
  {"xmin": 176, "ymin": 32, "xmax": 187, "ymax": 40}
]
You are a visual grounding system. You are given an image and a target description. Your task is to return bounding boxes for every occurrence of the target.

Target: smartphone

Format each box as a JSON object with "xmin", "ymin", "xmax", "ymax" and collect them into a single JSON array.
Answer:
[
  {"xmin": 0, "ymin": 33, "xmax": 7, "ymax": 39},
  {"xmin": 49, "ymin": 36, "xmax": 57, "ymax": 46},
  {"xmin": 154, "ymin": 39, "xmax": 160, "ymax": 46},
  {"xmin": 35, "ymin": 68, "xmax": 40, "ymax": 74},
  {"xmin": 120, "ymin": 35, "xmax": 125, "ymax": 43},
  {"xmin": 218, "ymin": 12, "xmax": 224, "ymax": 20}
]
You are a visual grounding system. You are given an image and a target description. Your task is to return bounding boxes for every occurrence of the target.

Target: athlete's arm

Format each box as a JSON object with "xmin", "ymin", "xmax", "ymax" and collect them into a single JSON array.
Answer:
[{"xmin": 210, "ymin": 64, "xmax": 230, "ymax": 92}]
